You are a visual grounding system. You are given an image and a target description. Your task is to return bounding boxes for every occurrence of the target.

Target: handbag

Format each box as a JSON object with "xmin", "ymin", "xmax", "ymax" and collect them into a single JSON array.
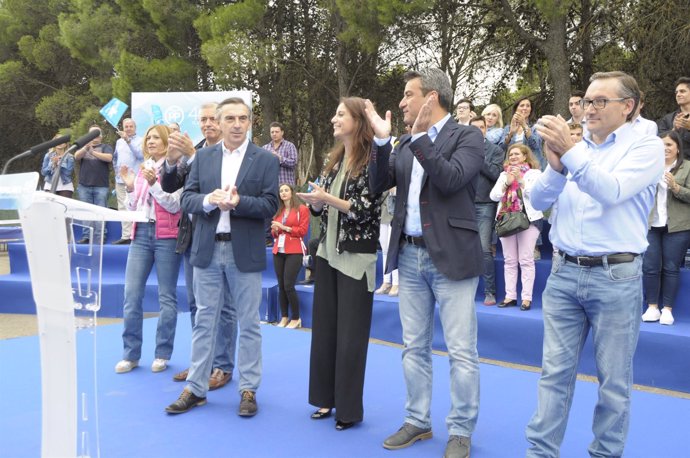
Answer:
[
  {"xmin": 495, "ymin": 187, "xmax": 530, "ymax": 237},
  {"xmin": 296, "ymin": 209, "xmax": 313, "ymax": 268}
]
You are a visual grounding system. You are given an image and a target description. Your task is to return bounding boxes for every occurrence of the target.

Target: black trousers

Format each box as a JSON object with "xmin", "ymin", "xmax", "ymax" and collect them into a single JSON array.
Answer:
[
  {"xmin": 273, "ymin": 252, "xmax": 302, "ymax": 319},
  {"xmin": 308, "ymin": 256, "xmax": 374, "ymax": 423}
]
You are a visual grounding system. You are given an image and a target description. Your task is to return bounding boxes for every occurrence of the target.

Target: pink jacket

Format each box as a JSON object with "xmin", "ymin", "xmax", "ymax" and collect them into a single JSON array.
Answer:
[{"xmin": 130, "ymin": 168, "xmax": 181, "ymax": 240}]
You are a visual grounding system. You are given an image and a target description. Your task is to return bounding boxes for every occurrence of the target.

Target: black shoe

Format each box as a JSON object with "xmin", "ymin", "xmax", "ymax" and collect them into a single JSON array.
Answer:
[
  {"xmin": 112, "ymin": 238, "xmax": 131, "ymax": 245},
  {"xmin": 238, "ymin": 390, "xmax": 258, "ymax": 417},
  {"xmin": 165, "ymin": 389, "xmax": 207, "ymax": 414},
  {"xmin": 76, "ymin": 238, "xmax": 90, "ymax": 244},
  {"xmin": 498, "ymin": 299, "xmax": 517, "ymax": 308},
  {"xmin": 311, "ymin": 408, "xmax": 332, "ymax": 420},
  {"xmin": 335, "ymin": 420, "xmax": 355, "ymax": 431},
  {"xmin": 265, "ymin": 240, "xmax": 274, "ymax": 247},
  {"xmin": 520, "ymin": 301, "xmax": 532, "ymax": 311}
]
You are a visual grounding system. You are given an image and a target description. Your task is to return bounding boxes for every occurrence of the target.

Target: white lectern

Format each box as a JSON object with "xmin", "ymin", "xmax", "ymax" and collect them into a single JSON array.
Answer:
[{"xmin": 0, "ymin": 172, "xmax": 146, "ymax": 458}]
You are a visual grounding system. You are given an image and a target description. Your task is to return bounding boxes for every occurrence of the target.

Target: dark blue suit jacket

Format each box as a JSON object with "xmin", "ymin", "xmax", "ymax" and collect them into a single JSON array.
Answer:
[
  {"xmin": 181, "ymin": 142, "xmax": 279, "ymax": 272},
  {"xmin": 370, "ymin": 118, "xmax": 485, "ymax": 281}
]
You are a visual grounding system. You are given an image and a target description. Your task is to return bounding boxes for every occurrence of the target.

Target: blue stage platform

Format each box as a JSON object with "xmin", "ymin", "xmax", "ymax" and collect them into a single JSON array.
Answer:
[
  {"xmin": 2, "ymin": 220, "xmax": 690, "ymax": 393},
  {"xmin": 1, "ymin": 319, "xmax": 688, "ymax": 458}
]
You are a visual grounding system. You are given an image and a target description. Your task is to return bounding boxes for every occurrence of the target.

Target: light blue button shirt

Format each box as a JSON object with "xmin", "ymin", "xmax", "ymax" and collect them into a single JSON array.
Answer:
[
  {"xmin": 530, "ymin": 122, "xmax": 664, "ymax": 255},
  {"xmin": 403, "ymin": 114, "xmax": 451, "ymax": 236}
]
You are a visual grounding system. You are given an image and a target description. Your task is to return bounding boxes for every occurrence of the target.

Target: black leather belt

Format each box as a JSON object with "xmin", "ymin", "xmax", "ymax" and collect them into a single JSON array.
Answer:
[
  {"xmin": 215, "ymin": 233, "xmax": 232, "ymax": 242},
  {"xmin": 402, "ymin": 233, "xmax": 425, "ymax": 248},
  {"xmin": 559, "ymin": 251, "xmax": 638, "ymax": 267}
]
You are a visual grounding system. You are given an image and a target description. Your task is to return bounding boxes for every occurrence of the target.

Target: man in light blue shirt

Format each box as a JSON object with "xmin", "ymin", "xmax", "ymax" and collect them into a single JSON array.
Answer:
[
  {"xmin": 113, "ymin": 118, "xmax": 143, "ymax": 244},
  {"xmin": 525, "ymin": 71, "xmax": 664, "ymax": 457}
]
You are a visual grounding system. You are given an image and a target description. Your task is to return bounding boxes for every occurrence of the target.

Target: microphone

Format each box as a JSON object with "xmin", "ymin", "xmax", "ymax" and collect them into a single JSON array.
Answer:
[
  {"xmin": 66, "ymin": 129, "xmax": 102, "ymax": 153},
  {"xmin": 2, "ymin": 134, "xmax": 71, "ymax": 174},
  {"xmin": 50, "ymin": 129, "xmax": 103, "ymax": 192}
]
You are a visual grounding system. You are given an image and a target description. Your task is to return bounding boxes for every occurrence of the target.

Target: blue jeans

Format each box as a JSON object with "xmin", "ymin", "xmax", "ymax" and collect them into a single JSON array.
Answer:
[
  {"xmin": 475, "ymin": 202, "xmax": 497, "ymax": 295},
  {"xmin": 526, "ymin": 254, "xmax": 643, "ymax": 458},
  {"xmin": 397, "ymin": 242, "xmax": 480, "ymax": 437},
  {"xmin": 186, "ymin": 241, "xmax": 262, "ymax": 397},
  {"xmin": 642, "ymin": 226, "xmax": 690, "ymax": 307},
  {"xmin": 77, "ymin": 185, "xmax": 109, "ymax": 242},
  {"xmin": 122, "ymin": 223, "xmax": 181, "ymax": 361},
  {"xmin": 184, "ymin": 249, "xmax": 237, "ymax": 373}
]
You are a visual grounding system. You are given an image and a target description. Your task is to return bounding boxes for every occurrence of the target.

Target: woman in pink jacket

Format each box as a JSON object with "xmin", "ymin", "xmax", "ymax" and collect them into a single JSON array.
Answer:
[{"xmin": 115, "ymin": 125, "xmax": 183, "ymax": 374}]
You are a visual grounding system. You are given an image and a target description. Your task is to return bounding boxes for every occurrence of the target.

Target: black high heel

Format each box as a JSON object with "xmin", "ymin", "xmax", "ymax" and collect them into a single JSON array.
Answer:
[
  {"xmin": 335, "ymin": 420, "xmax": 355, "ymax": 431},
  {"xmin": 520, "ymin": 300, "xmax": 531, "ymax": 311},
  {"xmin": 310, "ymin": 408, "xmax": 332, "ymax": 420}
]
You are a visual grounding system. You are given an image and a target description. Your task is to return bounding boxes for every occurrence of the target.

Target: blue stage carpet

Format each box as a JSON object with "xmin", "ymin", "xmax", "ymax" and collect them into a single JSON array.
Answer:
[{"xmin": 1, "ymin": 316, "xmax": 688, "ymax": 457}]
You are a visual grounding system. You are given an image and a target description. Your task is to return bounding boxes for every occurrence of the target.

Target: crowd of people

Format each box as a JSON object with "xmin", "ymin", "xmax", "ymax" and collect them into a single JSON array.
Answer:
[{"xmin": 33, "ymin": 71, "xmax": 690, "ymax": 458}]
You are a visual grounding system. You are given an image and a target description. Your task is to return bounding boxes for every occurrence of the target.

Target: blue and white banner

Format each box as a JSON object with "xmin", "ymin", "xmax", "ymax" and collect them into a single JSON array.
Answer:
[{"xmin": 131, "ymin": 91, "xmax": 253, "ymax": 145}]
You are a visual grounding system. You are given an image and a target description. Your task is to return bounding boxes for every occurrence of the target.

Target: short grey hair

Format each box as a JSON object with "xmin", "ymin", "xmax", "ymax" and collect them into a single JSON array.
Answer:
[
  {"xmin": 404, "ymin": 68, "xmax": 453, "ymax": 113},
  {"xmin": 589, "ymin": 71, "xmax": 640, "ymax": 122},
  {"xmin": 216, "ymin": 98, "xmax": 252, "ymax": 120}
]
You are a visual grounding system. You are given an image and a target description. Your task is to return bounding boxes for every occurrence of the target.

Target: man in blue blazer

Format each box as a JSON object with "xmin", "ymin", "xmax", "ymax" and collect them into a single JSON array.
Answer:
[
  {"xmin": 366, "ymin": 68, "xmax": 484, "ymax": 458},
  {"xmin": 166, "ymin": 97, "xmax": 279, "ymax": 417}
]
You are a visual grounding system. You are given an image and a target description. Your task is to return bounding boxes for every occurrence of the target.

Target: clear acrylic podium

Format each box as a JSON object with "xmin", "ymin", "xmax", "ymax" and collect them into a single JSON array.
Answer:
[{"xmin": 0, "ymin": 172, "xmax": 146, "ymax": 458}]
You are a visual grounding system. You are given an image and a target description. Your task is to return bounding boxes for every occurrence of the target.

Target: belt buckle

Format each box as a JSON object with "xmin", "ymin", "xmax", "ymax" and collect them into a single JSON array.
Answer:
[{"xmin": 575, "ymin": 256, "xmax": 588, "ymax": 266}]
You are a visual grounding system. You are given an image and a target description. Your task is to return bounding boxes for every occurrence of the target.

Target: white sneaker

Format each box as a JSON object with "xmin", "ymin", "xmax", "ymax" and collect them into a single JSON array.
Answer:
[
  {"xmin": 115, "ymin": 359, "xmax": 139, "ymax": 374},
  {"xmin": 641, "ymin": 307, "xmax": 661, "ymax": 322},
  {"xmin": 660, "ymin": 308, "xmax": 675, "ymax": 326},
  {"xmin": 151, "ymin": 358, "xmax": 169, "ymax": 372}
]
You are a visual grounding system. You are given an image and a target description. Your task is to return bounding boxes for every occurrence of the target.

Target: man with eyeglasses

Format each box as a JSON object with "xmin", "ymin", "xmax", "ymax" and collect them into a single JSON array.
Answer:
[
  {"xmin": 454, "ymin": 98, "xmax": 476, "ymax": 125},
  {"xmin": 526, "ymin": 71, "xmax": 664, "ymax": 457}
]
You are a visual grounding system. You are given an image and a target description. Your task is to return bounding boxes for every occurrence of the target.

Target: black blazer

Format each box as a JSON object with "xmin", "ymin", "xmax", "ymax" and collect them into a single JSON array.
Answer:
[
  {"xmin": 181, "ymin": 142, "xmax": 279, "ymax": 272},
  {"xmin": 370, "ymin": 118, "xmax": 485, "ymax": 281}
]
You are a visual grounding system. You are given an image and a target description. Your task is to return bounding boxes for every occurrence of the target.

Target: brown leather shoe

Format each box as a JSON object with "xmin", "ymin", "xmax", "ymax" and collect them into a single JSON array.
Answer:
[
  {"xmin": 172, "ymin": 368, "xmax": 189, "ymax": 382},
  {"xmin": 238, "ymin": 390, "xmax": 257, "ymax": 416},
  {"xmin": 165, "ymin": 389, "xmax": 206, "ymax": 414},
  {"xmin": 208, "ymin": 368, "xmax": 231, "ymax": 390}
]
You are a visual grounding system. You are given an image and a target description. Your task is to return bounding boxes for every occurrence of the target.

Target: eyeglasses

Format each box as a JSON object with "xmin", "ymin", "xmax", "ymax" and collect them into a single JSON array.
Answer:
[{"xmin": 578, "ymin": 98, "xmax": 629, "ymax": 110}]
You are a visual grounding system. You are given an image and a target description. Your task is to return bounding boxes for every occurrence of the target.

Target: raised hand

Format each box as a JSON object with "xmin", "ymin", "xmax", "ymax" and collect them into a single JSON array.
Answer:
[
  {"xmin": 167, "ymin": 132, "xmax": 195, "ymax": 164},
  {"xmin": 120, "ymin": 165, "xmax": 135, "ymax": 190},
  {"xmin": 412, "ymin": 94, "xmax": 436, "ymax": 135},
  {"xmin": 364, "ymin": 99, "xmax": 392, "ymax": 139}
]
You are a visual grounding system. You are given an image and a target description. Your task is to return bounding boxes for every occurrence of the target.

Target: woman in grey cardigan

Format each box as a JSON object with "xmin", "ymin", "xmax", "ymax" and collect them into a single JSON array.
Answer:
[{"xmin": 642, "ymin": 131, "xmax": 690, "ymax": 325}]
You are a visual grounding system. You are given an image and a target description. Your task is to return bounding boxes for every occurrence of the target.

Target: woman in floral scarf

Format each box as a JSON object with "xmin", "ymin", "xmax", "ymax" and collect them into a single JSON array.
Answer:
[{"xmin": 490, "ymin": 144, "xmax": 543, "ymax": 310}]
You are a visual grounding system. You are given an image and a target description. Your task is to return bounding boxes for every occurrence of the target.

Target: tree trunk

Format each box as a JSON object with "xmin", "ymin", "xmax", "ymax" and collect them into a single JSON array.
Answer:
[{"xmin": 541, "ymin": 14, "xmax": 571, "ymax": 117}]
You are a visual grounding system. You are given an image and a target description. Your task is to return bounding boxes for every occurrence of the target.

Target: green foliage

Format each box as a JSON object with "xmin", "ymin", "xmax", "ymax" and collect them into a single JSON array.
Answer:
[
  {"xmin": 112, "ymin": 52, "xmax": 198, "ymax": 97},
  {"xmin": 35, "ymin": 88, "xmax": 93, "ymax": 128}
]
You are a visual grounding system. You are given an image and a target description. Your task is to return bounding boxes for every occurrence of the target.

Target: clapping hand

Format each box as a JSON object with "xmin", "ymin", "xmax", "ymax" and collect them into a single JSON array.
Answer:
[
  {"xmin": 296, "ymin": 181, "xmax": 328, "ymax": 211},
  {"xmin": 209, "ymin": 185, "xmax": 240, "ymax": 211}
]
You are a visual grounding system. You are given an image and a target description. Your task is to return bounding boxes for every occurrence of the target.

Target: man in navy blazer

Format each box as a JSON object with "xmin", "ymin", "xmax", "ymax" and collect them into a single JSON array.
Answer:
[
  {"xmin": 166, "ymin": 97, "xmax": 279, "ymax": 417},
  {"xmin": 366, "ymin": 68, "xmax": 484, "ymax": 458}
]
